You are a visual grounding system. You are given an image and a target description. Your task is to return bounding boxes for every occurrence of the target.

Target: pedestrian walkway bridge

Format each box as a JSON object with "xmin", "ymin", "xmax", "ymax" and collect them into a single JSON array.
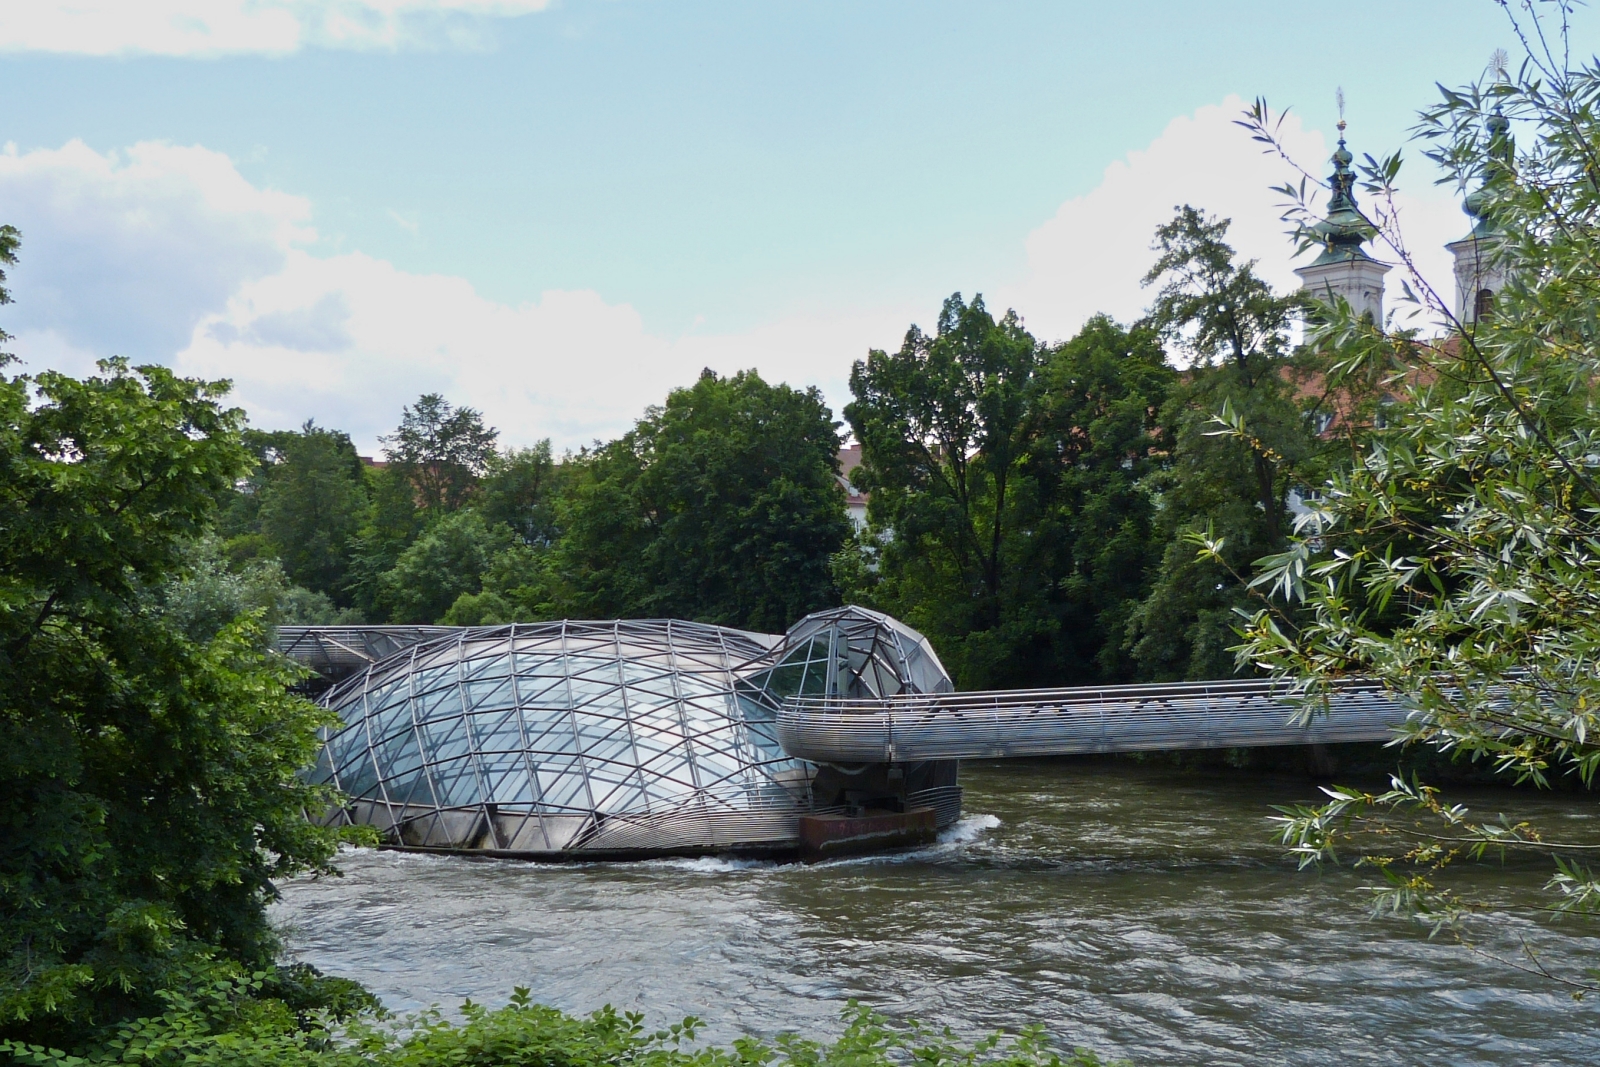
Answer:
[{"xmin": 776, "ymin": 677, "xmax": 1410, "ymax": 764}]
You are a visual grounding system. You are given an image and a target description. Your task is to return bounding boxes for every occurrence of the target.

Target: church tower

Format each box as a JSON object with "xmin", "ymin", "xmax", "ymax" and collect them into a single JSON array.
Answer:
[
  {"xmin": 1295, "ymin": 121, "xmax": 1391, "ymax": 323},
  {"xmin": 1446, "ymin": 107, "xmax": 1511, "ymax": 326}
]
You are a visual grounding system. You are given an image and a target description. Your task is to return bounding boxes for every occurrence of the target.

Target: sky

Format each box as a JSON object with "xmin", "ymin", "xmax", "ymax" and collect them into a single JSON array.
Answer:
[{"xmin": 1, "ymin": 1, "xmax": 1587, "ymax": 453}]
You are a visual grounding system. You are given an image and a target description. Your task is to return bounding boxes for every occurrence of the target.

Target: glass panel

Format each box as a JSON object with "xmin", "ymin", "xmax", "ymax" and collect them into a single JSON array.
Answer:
[
  {"xmin": 419, "ymin": 716, "xmax": 471, "ymax": 762},
  {"xmin": 482, "ymin": 763, "xmax": 533, "ymax": 805},
  {"xmin": 428, "ymin": 756, "xmax": 482, "ymax": 806},
  {"xmin": 461, "ymin": 653, "xmax": 512, "ymax": 681},
  {"xmin": 365, "ymin": 698, "xmax": 413, "ymax": 743},
  {"xmin": 460, "ymin": 677, "xmax": 515, "ymax": 713},
  {"xmin": 335, "ymin": 750, "xmax": 379, "ymax": 799},
  {"xmin": 375, "ymin": 726, "xmax": 424, "ymax": 778},
  {"xmin": 469, "ymin": 709, "xmax": 524, "ymax": 754},
  {"xmin": 532, "ymin": 755, "xmax": 591, "ymax": 811},
  {"xmin": 384, "ymin": 767, "xmax": 432, "ymax": 808},
  {"xmin": 521, "ymin": 710, "xmax": 579, "ymax": 756}
]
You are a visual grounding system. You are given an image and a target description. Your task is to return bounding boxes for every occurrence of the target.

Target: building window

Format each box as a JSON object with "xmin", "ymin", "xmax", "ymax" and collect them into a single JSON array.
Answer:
[{"xmin": 1474, "ymin": 288, "xmax": 1496, "ymax": 322}]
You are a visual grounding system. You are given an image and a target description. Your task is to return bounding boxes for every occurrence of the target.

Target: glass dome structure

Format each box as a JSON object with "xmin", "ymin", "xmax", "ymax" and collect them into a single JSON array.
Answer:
[{"xmin": 296, "ymin": 606, "xmax": 957, "ymax": 858}]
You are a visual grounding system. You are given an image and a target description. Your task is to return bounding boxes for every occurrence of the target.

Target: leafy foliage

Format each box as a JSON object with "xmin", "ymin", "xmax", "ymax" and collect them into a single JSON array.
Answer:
[
  {"xmin": 254, "ymin": 424, "xmax": 369, "ymax": 601},
  {"xmin": 0, "ymin": 358, "xmax": 345, "ymax": 1045},
  {"xmin": 382, "ymin": 394, "xmax": 499, "ymax": 516},
  {"xmin": 481, "ymin": 442, "xmax": 563, "ymax": 548},
  {"xmin": 344, "ymin": 464, "xmax": 428, "ymax": 620},
  {"xmin": 161, "ymin": 536, "xmax": 354, "ymax": 644},
  {"xmin": 1226, "ymin": 1, "xmax": 1600, "ymax": 984},
  {"xmin": 1, "ymin": 987, "xmax": 1124, "ymax": 1067},
  {"xmin": 1032, "ymin": 316, "xmax": 1176, "ymax": 681},
  {"xmin": 844, "ymin": 295, "xmax": 1046, "ymax": 687},
  {"xmin": 376, "ymin": 509, "xmax": 512, "ymax": 624},
  {"xmin": 845, "ymin": 297, "xmax": 1173, "ymax": 687},
  {"xmin": 1121, "ymin": 208, "xmax": 1317, "ymax": 681},
  {"xmin": 546, "ymin": 369, "xmax": 850, "ymax": 632},
  {"xmin": 0, "ymin": 223, "xmax": 17, "ymax": 361}
]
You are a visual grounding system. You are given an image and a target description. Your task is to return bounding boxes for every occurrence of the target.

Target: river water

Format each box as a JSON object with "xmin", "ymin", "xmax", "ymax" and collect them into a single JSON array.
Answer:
[{"xmin": 272, "ymin": 760, "xmax": 1600, "ymax": 1065}]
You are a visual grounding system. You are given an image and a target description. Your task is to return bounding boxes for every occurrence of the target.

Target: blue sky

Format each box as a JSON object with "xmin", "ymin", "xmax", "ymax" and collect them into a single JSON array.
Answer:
[{"xmin": 0, "ymin": 1, "xmax": 1584, "ymax": 450}]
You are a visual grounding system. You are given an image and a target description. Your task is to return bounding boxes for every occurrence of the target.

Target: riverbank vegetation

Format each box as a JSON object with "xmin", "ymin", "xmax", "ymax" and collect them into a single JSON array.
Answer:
[{"xmin": 3, "ymin": 990, "xmax": 1122, "ymax": 1067}]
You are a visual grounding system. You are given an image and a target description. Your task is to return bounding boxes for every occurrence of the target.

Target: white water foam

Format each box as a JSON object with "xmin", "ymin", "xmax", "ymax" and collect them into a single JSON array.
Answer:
[
  {"xmin": 640, "ymin": 855, "xmax": 780, "ymax": 874},
  {"xmin": 810, "ymin": 812, "xmax": 1003, "ymax": 869},
  {"xmin": 938, "ymin": 813, "xmax": 1001, "ymax": 845}
]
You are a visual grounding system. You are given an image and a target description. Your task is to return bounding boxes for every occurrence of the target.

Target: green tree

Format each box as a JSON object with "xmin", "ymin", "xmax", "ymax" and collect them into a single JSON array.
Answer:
[
  {"xmin": 376, "ymin": 509, "xmax": 512, "ymax": 624},
  {"xmin": 1231, "ymin": 5, "xmax": 1600, "ymax": 982},
  {"xmin": 0, "ymin": 357, "xmax": 343, "ymax": 1046},
  {"xmin": 551, "ymin": 368, "xmax": 848, "ymax": 632},
  {"xmin": 161, "ymin": 535, "xmax": 354, "ymax": 644},
  {"xmin": 0, "ymin": 224, "xmax": 18, "ymax": 361},
  {"xmin": 382, "ymin": 393, "xmax": 498, "ymax": 515},
  {"xmin": 254, "ymin": 423, "xmax": 368, "ymax": 601},
  {"xmin": 344, "ymin": 463, "xmax": 426, "ymax": 621},
  {"xmin": 1033, "ymin": 315, "xmax": 1176, "ymax": 681},
  {"xmin": 1123, "ymin": 207, "xmax": 1312, "ymax": 681},
  {"xmin": 481, "ymin": 440, "xmax": 562, "ymax": 546},
  {"xmin": 844, "ymin": 295, "xmax": 1044, "ymax": 687},
  {"xmin": 845, "ymin": 298, "xmax": 1172, "ymax": 688}
]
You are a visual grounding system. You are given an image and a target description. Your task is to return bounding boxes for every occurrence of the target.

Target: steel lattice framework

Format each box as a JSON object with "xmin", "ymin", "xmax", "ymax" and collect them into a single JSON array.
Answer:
[{"xmin": 300, "ymin": 607, "xmax": 958, "ymax": 858}]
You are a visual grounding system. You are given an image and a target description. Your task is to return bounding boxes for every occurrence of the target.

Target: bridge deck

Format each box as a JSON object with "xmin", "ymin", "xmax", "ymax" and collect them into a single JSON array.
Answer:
[{"xmin": 775, "ymin": 678, "xmax": 1410, "ymax": 763}]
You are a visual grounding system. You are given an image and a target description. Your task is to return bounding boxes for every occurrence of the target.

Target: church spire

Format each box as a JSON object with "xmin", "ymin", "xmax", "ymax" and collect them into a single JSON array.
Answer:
[
  {"xmin": 1447, "ymin": 100, "xmax": 1512, "ymax": 326},
  {"xmin": 1305, "ymin": 121, "xmax": 1378, "ymax": 266},
  {"xmin": 1295, "ymin": 102, "xmax": 1391, "ymax": 324}
]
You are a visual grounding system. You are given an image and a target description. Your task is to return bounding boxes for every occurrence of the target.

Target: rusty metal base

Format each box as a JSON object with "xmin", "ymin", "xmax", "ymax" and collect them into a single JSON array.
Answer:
[{"xmin": 798, "ymin": 806, "xmax": 938, "ymax": 860}]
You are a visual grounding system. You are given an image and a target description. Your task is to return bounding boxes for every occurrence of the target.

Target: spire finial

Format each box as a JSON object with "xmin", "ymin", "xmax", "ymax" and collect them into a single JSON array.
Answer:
[
  {"xmin": 1486, "ymin": 50, "xmax": 1511, "ymax": 140},
  {"xmin": 1489, "ymin": 48, "xmax": 1509, "ymax": 83},
  {"xmin": 1331, "ymin": 88, "xmax": 1352, "ymax": 170},
  {"xmin": 1304, "ymin": 93, "xmax": 1375, "ymax": 265}
]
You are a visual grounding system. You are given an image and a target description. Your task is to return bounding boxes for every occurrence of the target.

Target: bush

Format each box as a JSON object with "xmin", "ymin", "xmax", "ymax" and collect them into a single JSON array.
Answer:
[{"xmin": 1, "ymin": 985, "xmax": 1127, "ymax": 1067}]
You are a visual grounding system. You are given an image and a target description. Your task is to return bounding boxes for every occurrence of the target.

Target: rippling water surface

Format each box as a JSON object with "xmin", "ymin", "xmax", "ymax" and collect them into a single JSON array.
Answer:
[{"xmin": 272, "ymin": 761, "xmax": 1600, "ymax": 1065}]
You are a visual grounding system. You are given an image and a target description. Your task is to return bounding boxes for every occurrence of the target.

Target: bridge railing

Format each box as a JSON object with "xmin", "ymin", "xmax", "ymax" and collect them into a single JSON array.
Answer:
[{"xmin": 775, "ymin": 677, "xmax": 1412, "ymax": 763}]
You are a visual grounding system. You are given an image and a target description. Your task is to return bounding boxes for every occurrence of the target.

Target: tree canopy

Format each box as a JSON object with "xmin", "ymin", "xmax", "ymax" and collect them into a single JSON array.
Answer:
[
  {"xmin": 844, "ymin": 295, "xmax": 1174, "ymax": 688},
  {"xmin": 1122, "ymin": 208, "xmax": 1319, "ymax": 681},
  {"xmin": 382, "ymin": 393, "xmax": 499, "ymax": 515},
  {"xmin": 545, "ymin": 368, "xmax": 849, "ymax": 632},
  {"xmin": 0, "ymin": 357, "xmax": 343, "ymax": 1046}
]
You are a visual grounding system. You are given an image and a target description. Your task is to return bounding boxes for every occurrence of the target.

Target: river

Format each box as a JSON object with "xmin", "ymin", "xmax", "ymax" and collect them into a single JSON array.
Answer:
[{"xmin": 271, "ymin": 760, "xmax": 1600, "ymax": 1065}]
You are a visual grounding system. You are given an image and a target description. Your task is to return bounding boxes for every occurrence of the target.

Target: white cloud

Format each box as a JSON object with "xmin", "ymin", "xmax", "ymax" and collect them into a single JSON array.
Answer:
[
  {"xmin": 997, "ymin": 95, "xmax": 1467, "ymax": 343},
  {"xmin": 0, "ymin": 139, "xmax": 911, "ymax": 452},
  {"xmin": 0, "ymin": 1, "xmax": 551, "ymax": 57},
  {"xmin": 1, "ymin": 103, "xmax": 1478, "ymax": 454},
  {"xmin": 175, "ymin": 249, "xmax": 918, "ymax": 452},
  {"xmin": 0, "ymin": 139, "xmax": 312, "ymax": 363}
]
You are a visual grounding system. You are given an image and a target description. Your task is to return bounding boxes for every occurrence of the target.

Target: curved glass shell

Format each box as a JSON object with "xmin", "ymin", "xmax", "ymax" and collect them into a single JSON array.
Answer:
[{"xmin": 300, "ymin": 606, "xmax": 955, "ymax": 857}]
